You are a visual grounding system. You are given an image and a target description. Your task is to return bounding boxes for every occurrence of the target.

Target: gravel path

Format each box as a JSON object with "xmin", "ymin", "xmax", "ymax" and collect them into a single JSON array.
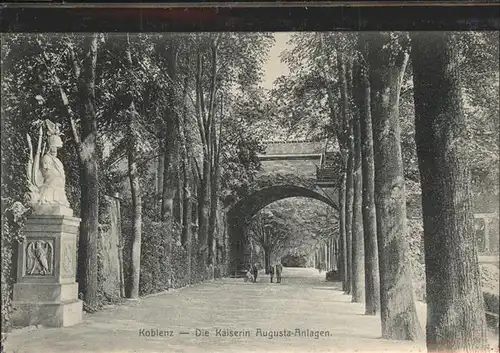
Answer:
[{"xmin": 5, "ymin": 267, "xmax": 498, "ymax": 353}]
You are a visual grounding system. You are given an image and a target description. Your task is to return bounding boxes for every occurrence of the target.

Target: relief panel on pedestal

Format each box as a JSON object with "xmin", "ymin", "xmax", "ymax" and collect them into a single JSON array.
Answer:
[
  {"xmin": 61, "ymin": 240, "xmax": 75, "ymax": 279},
  {"xmin": 24, "ymin": 239, "xmax": 54, "ymax": 276}
]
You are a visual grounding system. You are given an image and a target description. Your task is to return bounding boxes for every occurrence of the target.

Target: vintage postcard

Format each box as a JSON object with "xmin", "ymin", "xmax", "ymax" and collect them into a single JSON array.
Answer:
[{"xmin": 1, "ymin": 2, "xmax": 498, "ymax": 353}]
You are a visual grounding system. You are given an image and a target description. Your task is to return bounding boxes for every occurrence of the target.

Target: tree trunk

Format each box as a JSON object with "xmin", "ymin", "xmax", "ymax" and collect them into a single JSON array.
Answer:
[
  {"xmin": 127, "ymin": 140, "xmax": 142, "ymax": 299},
  {"xmin": 330, "ymin": 239, "xmax": 334, "ymax": 270},
  {"xmin": 162, "ymin": 127, "xmax": 177, "ymax": 221},
  {"xmin": 124, "ymin": 35, "xmax": 143, "ymax": 300},
  {"xmin": 157, "ymin": 155, "xmax": 164, "ymax": 200},
  {"xmin": 356, "ymin": 37, "xmax": 381, "ymax": 315},
  {"xmin": 178, "ymin": 76, "xmax": 192, "ymax": 280},
  {"xmin": 198, "ymin": 158, "xmax": 211, "ymax": 251},
  {"xmin": 339, "ymin": 168, "xmax": 348, "ymax": 291},
  {"xmin": 185, "ymin": 173, "xmax": 194, "ymax": 285},
  {"xmin": 178, "ymin": 76, "xmax": 192, "ymax": 247},
  {"xmin": 180, "ymin": 141, "xmax": 191, "ymax": 247},
  {"xmin": 347, "ymin": 56, "xmax": 364, "ymax": 301},
  {"xmin": 330, "ymin": 237, "xmax": 335, "ymax": 271},
  {"xmin": 161, "ymin": 44, "xmax": 180, "ymax": 224},
  {"xmin": 199, "ymin": 41, "xmax": 218, "ymax": 262},
  {"xmin": 174, "ymin": 109, "xmax": 183, "ymax": 225},
  {"xmin": 411, "ymin": 32, "xmax": 488, "ymax": 352},
  {"xmin": 76, "ymin": 34, "xmax": 99, "ymax": 307},
  {"xmin": 348, "ymin": 56, "xmax": 365, "ymax": 302},
  {"xmin": 337, "ymin": 238, "xmax": 341, "ymax": 271},
  {"xmin": 345, "ymin": 138, "xmax": 354, "ymax": 295},
  {"xmin": 181, "ymin": 157, "xmax": 191, "ymax": 245},
  {"xmin": 325, "ymin": 242, "xmax": 328, "ymax": 269},
  {"xmin": 337, "ymin": 51, "xmax": 353, "ymax": 295},
  {"xmin": 208, "ymin": 161, "xmax": 220, "ymax": 265},
  {"xmin": 187, "ymin": 220, "xmax": 192, "ymax": 285},
  {"xmin": 351, "ymin": 83, "xmax": 366, "ymax": 303},
  {"xmin": 195, "ymin": 48, "xmax": 211, "ymax": 255},
  {"xmin": 264, "ymin": 248, "xmax": 270, "ymax": 274},
  {"xmin": 208, "ymin": 94, "xmax": 221, "ymax": 266},
  {"xmin": 78, "ymin": 152, "xmax": 99, "ymax": 305},
  {"xmin": 367, "ymin": 33, "xmax": 422, "ymax": 340},
  {"xmin": 174, "ymin": 169, "xmax": 182, "ymax": 225}
]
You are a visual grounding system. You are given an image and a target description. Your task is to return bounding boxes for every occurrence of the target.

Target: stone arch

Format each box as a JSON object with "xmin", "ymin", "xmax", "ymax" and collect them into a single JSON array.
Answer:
[{"xmin": 226, "ymin": 184, "xmax": 339, "ymax": 275}]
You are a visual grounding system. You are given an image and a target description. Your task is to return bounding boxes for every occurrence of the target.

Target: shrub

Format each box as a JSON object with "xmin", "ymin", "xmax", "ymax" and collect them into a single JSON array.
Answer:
[
  {"xmin": 281, "ymin": 253, "xmax": 308, "ymax": 267},
  {"xmin": 1, "ymin": 201, "xmax": 29, "ymax": 348},
  {"xmin": 139, "ymin": 219, "xmax": 177, "ymax": 296},
  {"xmin": 484, "ymin": 291, "xmax": 499, "ymax": 332},
  {"xmin": 121, "ymin": 216, "xmax": 203, "ymax": 296},
  {"xmin": 326, "ymin": 270, "xmax": 341, "ymax": 282},
  {"xmin": 484, "ymin": 291, "xmax": 499, "ymax": 314},
  {"xmin": 480, "ymin": 264, "xmax": 499, "ymax": 295},
  {"xmin": 190, "ymin": 240, "xmax": 211, "ymax": 284},
  {"xmin": 171, "ymin": 242, "xmax": 190, "ymax": 289}
]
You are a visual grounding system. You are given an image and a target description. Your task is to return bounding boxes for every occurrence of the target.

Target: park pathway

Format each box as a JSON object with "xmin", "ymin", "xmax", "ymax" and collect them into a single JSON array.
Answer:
[{"xmin": 5, "ymin": 267, "xmax": 498, "ymax": 353}]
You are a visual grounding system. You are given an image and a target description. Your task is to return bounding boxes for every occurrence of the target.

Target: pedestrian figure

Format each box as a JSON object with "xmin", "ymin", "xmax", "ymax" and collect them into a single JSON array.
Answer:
[
  {"xmin": 245, "ymin": 266, "xmax": 254, "ymax": 283},
  {"xmin": 276, "ymin": 260, "xmax": 283, "ymax": 283},
  {"xmin": 318, "ymin": 261, "xmax": 325, "ymax": 274},
  {"xmin": 252, "ymin": 263, "xmax": 258, "ymax": 283},
  {"xmin": 269, "ymin": 264, "xmax": 275, "ymax": 283}
]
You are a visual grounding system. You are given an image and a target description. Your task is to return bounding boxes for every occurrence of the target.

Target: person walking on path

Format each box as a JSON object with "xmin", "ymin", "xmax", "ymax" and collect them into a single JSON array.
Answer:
[
  {"xmin": 276, "ymin": 260, "xmax": 283, "ymax": 283},
  {"xmin": 245, "ymin": 266, "xmax": 254, "ymax": 283},
  {"xmin": 318, "ymin": 261, "xmax": 325, "ymax": 274},
  {"xmin": 252, "ymin": 263, "xmax": 259, "ymax": 283},
  {"xmin": 269, "ymin": 264, "xmax": 275, "ymax": 283}
]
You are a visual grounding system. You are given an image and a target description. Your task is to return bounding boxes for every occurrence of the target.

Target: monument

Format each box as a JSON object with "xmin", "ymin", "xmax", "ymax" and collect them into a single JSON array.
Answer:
[{"xmin": 11, "ymin": 119, "xmax": 83, "ymax": 327}]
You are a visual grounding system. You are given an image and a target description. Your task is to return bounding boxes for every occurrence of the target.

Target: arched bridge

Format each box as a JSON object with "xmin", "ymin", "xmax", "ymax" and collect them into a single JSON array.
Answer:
[{"xmin": 227, "ymin": 140, "xmax": 341, "ymax": 275}]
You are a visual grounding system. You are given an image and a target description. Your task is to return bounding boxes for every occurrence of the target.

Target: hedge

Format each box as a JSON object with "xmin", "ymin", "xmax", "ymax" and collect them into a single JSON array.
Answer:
[{"xmin": 121, "ymin": 217, "xmax": 226, "ymax": 297}]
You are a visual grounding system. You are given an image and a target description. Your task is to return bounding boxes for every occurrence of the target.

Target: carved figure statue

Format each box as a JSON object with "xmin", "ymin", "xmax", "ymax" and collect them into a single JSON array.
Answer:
[
  {"xmin": 26, "ymin": 240, "xmax": 53, "ymax": 275},
  {"xmin": 26, "ymin": 120, "xmax": 70, "ymax": 208}
]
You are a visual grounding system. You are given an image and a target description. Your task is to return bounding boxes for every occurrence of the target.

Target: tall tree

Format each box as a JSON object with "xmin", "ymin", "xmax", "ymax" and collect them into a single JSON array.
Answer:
[
  {"xmin": 350, "ymin": 60, "xmax": 366, "ymax": 304},
  {"xmin": 208, "ymin": 92, "xmax": 223, "ymax": 265},
  {"xmin": 345, "ymin": 139, "xmax": 354, "ymax": 296},
  {"xmin": 337, "ymin": 52, "xmax": 354, "ymax": 295},
  {"xmin": 367, "ymin": 32, "xmax": 422, "ymax": 340},
  {"xmin": 248, "ymin": 210, "xmax": 291, "ymax": 270},
  {"xmin": 36, "ymin": 34, "xmax": 101, "ymax": 306},
  {"xmin": 98, "ymin": 34, "xmax": 161, "ymax": 297},
  {"xmin": 272, "ymin": 32, "xmax": 352, "ymax": 290},
  {"xmin": 355, "ymin": 36, "xmax": 380, "ymax": 315},
  {"xmin": 195, "ymin": 33, "xmax": 273, "ymax": 265},
  {"xmin": 159, "ymin": 39, "xmax": 181, "ymax": 225},
  {"xmin": 179, "ymin": 76, "xmax": 193, "ymax": 247},
  {"xmin": 193, "ymin": 34, "xmax": 219, "ymax": 262},
  {"xmin": 205, "ymin": 36, "xmax": 222, "ymax": 265},
  {"xmin": 411, "ymin": 31, "xmax": 488, "ymax": 352},
  {"xmin": 338, "ymin": 174, "xmax": 348, "ymax": 290},
  {"xmin": 123, "ymin": 34, "xmax": 143, "ymax": 300},
  {"xmin": 178, "ymin": 74, "xmax": 195, "ymax": 283},
  {"xmin": 72, "ymin": 35, "xmax": 101, "ymax": 306}
]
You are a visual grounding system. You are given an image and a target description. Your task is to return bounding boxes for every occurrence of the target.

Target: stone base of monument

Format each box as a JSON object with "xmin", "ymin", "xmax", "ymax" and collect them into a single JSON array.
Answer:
[
  {"xmin": 11, "ymin": 213, "xmax": 83, "ymax": 328},
  {"xmin": 11, "ymin": 300, "xmax": 83, "ymax": 328}
]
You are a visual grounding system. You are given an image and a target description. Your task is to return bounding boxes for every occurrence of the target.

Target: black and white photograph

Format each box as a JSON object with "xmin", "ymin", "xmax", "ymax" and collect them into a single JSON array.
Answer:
[{"xmin": 1, "ymin": 9, "xmax": 499, "ymax": 353}]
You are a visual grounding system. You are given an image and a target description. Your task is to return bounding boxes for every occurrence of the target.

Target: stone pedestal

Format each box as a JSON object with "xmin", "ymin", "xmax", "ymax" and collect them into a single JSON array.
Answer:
[{"xmin": 11, "ymin": 212, "xmax": 83, "ymax": 328}]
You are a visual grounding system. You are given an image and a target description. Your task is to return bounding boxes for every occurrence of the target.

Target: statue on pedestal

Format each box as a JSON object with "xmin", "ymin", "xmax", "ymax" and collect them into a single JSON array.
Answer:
[
  {"xmin": 12, "ymin": 120, "xmax": 82, "ymax": 328},
  {"xmin": 26, "ymin": 119, "xmax": 70, "ymax": 212}
]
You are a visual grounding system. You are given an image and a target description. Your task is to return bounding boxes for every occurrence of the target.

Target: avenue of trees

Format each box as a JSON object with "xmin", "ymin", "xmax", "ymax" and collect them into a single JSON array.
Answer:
[
  {"xmin": 271, "ymin": 31, "xmax": 498, "ymax": 351},
  {"xmin": 1, "ymin": 32, "xmax": 272, "ymax": 335},
  {"xmin": 1, "ymin": 31, "xmax": 498, "ymax": 353},
  {"xmin": 247, "ymin": 198, "xmax": 336, "ymax": 272}
]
